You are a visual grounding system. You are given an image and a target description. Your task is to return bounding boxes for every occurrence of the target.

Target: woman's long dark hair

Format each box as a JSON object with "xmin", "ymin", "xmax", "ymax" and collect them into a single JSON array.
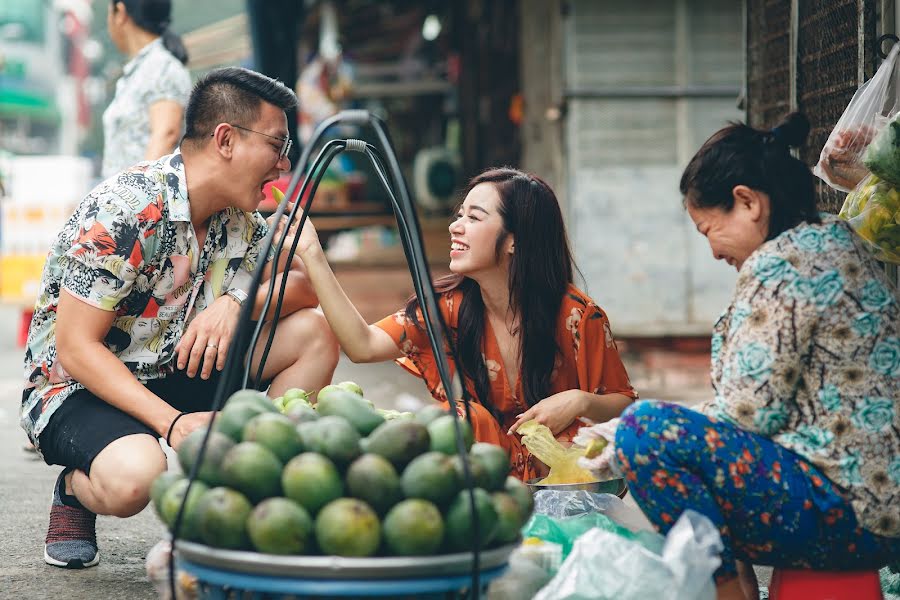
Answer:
[
  {"xmin": 114, "ymin": 0, "xmax": 189, "ymax": 65},
  {"xmin": 680, "ymin": 112, "xmax": 820, "ymax": 239},
  {"xmin": 406, "ymin": 168, "xmax": 575, "ymax": 416}
]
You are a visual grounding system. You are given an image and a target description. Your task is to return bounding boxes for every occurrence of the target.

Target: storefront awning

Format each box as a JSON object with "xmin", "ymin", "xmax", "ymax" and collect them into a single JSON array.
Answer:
[{"xmin": 0, "ymin": 81, "xmax": 59, "ymax": 122}]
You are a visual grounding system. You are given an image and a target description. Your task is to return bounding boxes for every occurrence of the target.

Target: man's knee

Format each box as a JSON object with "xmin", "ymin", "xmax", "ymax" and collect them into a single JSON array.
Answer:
[
  {"xmin": 289, "ymin": 309, "xmax": 339, "ymax": 363},
  {"xmin": 90, "ymin": 437, "xmax": 166, "ymax": 517}
]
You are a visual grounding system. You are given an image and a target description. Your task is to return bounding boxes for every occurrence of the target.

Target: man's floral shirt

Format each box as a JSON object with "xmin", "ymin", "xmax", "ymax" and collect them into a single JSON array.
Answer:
[{"xmin": 22, "ymin": 152, "xmax": 268, "ymax": 446}]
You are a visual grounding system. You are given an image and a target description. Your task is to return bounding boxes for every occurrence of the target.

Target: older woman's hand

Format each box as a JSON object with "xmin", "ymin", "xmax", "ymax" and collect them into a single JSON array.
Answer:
[{"xmin": 574, "ymin": 418, "xmax": 620, "ymax": 480}]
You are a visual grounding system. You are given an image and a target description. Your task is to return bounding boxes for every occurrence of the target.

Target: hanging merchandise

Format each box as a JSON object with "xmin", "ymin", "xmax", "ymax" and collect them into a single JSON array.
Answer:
[
  {"xmin": 814, "ymin": 44, "xmax": 900, "ymax": 192},
  {"xmin": 838, "ymin": 174, "xmax": 900, "ymax": 263}
]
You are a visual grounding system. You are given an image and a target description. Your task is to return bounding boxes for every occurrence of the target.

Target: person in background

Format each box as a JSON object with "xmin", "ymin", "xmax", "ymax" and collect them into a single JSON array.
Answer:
[
  {"xmin": 102, "ymin": 0, "xmax": 191, "ymax": 178},
  {"xmin": 24, "ymin": 67, "xmax": 338, "ymax": 569},
  {"xmin": 611, "ymin": 113, "xmax": 900, "ymax": 600},
  {"xmin": 284, "ymin": 167, "xmax": 637, "ymax": 481}
]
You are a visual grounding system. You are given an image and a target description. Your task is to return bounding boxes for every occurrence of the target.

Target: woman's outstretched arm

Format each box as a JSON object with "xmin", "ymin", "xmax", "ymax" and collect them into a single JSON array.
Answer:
[{"xmin": 285, "ymin": 209, "xmax": 403, "ymax": 363}]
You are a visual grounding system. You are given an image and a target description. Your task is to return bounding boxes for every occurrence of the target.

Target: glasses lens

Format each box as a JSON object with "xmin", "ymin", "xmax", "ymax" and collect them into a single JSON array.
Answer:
[{"xmin": 281, "ymin": 138, "xmax": 293, "ymax": 159}]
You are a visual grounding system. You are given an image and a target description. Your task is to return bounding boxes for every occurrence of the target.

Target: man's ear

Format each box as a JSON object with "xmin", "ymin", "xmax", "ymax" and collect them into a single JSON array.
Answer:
[
  {"xmin": 732, "ymin": 185, "xmax": 768, "ymax": 222},
  {"xmin": 211, "ymin": 123, "xmax": 235, "ymax": 159}
]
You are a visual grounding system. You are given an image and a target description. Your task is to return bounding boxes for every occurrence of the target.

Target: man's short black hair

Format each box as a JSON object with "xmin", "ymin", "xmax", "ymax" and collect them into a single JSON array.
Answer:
[{"xmin": 182, "ymin": 67, "xmax": 298, "ymax": 142}]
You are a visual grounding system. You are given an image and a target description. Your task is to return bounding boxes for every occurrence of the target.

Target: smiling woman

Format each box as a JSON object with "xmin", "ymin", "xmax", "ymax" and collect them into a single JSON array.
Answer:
[
  {"xmin": 613, "ymin": 111, "xmax": 900, "ymax": 600},
  {"xmin": 290, "ymin": 167, "xmax": 638, "ymax": 482}
]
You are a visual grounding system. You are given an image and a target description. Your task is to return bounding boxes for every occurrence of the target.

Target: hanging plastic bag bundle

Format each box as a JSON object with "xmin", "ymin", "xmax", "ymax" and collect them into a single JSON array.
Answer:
[
  {"xmin": 814, "ymin": 44, "xmax": 900, "ymax": 192},
  {"xmin": 839, "ymin": 174, "xmax": 900, "ymax": 263}
]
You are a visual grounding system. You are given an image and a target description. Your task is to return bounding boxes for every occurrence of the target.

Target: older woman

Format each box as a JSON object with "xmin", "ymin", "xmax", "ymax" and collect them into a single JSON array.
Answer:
[{"xmin": 614, "ymin": 113, "xmax": 900, "ymax": 600}]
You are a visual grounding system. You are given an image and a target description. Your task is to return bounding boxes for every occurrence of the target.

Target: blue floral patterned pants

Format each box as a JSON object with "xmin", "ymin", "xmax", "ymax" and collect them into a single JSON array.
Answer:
[{"xmin": 615, "ymin": 401, "xmax": 900, "ymax": 583}]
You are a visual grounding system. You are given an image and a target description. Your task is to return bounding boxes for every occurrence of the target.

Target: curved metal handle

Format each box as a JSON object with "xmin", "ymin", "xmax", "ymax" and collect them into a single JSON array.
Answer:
[{"xmin": 877, "ymin": 33, "xmax": 899, "ymax": 60}]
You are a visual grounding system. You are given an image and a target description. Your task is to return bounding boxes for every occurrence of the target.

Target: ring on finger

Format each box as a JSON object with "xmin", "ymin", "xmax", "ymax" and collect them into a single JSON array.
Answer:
[{"xmin": 206, "ymin": 342, "xmax": 218, "ymax": 349}]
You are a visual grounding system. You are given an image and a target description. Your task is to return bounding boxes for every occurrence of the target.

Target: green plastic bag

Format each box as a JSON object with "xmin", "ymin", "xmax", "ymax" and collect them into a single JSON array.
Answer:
[{"xmin": 521, "ymin": 512, "xmax": 664, "ymax": 560}]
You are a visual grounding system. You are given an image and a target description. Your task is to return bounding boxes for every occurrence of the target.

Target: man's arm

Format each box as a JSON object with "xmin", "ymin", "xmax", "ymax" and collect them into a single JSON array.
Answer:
[{"xmin": 56, "ymin": 290, "xmax": 201, "ymax": 446}]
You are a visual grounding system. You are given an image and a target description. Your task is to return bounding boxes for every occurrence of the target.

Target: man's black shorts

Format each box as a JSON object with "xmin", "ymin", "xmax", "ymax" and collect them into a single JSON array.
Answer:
[{"xmin": 33, "ymin": 370, "xmax": 228, "ymax": 475}]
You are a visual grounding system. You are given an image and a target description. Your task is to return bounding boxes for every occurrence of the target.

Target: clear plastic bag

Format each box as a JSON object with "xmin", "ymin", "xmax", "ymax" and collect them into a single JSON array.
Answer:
[
  {"xmin": 486, "ymin": 542, "xmax": 562, "ymax": 600},
  {"xmin": 839, "ymin": 174, "xmax": 900, "ymax": 263},
  {"xmin": 145, "ymin": 540, "xmax": 199, "ymax": 600},
  {"xmin": 814, "ymin": 44, "xmax": 900, "ymax": 191},
  {"xmin": 524, "ymin": 492, "xmax": 664, "ymax": 560},
  {"xmin": 533, "ymin": 489, "xmax": 652, "ymax": 533},
  {"xmin": 532, "ymin": 510, "xmax": 722, "ymax": 600}
]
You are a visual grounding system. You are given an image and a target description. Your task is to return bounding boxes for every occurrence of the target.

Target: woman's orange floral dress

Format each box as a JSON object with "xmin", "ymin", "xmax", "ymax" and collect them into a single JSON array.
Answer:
[{"xmin": 374, "ymin": 284, "xmax": 637, "ymax": 481}]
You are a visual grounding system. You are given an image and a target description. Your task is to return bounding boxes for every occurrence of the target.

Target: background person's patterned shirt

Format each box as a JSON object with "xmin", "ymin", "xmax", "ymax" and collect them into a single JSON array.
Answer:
[
  {"xmin": 102, "ymin": 38, "xmax": 191, "ymax": 178},
  {"xmin": 702, "ymin": 214, "xmax": 900, "ymax": 537},
  {"xmin": 22, "ymin": 152, "xmax": 268, "ymax": 447}
]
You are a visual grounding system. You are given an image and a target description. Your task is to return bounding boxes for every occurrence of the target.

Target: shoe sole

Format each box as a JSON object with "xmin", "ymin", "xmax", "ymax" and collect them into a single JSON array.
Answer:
[{"xmin": 44, "ymin": 546, "xmax": 100, "ymax": 569}]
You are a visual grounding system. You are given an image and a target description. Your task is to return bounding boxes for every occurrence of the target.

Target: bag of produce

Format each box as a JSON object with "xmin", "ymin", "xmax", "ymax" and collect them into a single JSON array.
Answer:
[
  {"xmin": 839, "ymin": 174, "xmax": 900, "ymax": 264},
  {"xmin": 864, "ymin": 114, "xmax": 900, "ymax": 184},
  {"xmin": 814, "ymin": 44, "xmax": 900, "ymax": 191}
]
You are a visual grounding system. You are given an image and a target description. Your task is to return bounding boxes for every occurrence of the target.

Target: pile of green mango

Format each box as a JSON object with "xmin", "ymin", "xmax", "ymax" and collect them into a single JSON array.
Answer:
[
  {"xmin": 151, "ymin": 384, "xmax": 533, "ymax": 558},
  {"xmin": 840, "ymin": 173, "xmax": 900, "ymax": 263}
]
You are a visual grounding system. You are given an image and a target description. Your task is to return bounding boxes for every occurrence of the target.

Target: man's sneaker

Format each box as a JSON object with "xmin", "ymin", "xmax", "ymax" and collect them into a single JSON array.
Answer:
[{"xmin": 44, "ymin": 468, "xmax": 99, "ymax": 568}]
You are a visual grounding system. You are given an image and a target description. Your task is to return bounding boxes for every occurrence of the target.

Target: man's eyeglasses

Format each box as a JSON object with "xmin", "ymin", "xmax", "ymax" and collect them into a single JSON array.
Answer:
[{"xmin": 217, "ymin": 123, "xmax": 293, "ymax": 160}]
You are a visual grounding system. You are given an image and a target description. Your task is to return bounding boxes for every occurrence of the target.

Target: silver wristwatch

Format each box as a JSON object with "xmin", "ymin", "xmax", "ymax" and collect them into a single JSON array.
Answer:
[{"xmin": 225, "ymin": 288, "xmax": 248, "ymax": 307}]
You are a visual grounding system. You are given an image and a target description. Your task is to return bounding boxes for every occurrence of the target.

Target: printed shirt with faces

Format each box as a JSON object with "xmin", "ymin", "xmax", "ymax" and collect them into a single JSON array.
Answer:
[
  {"xmin": 101, "ymin": 37, "xmax": 192, "ymax": 178},
  {"xmin": 701, "ymin": 214, "xmax": 900, "ymax": 538},
  {"xmin": 22, "ymin": 151, "xmax": 268, "ymax": 445}
]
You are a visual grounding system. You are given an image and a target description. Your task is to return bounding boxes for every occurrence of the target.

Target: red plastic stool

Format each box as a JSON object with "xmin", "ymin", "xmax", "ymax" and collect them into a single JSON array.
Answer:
[
  {"xmin": 17, "ymin": 308, "xmax": 33, "ymax": 347},
  {"xmin": 769, "ymin": 568, "xmax": 883, "ymax": 600}
]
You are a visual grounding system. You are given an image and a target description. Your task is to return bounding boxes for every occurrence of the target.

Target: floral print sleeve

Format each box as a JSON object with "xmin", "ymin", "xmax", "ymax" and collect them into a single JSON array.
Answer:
[
  {"xmin": 374, "ymin": 302, "xmax": 440, "ymax": 391},
  {"xmin": 568, "ymin": 293, "xmax": 637, "ymax": 399},
  {"xmin": 61, "ymin": 195, "xmax": 145, "ymax": 312}
]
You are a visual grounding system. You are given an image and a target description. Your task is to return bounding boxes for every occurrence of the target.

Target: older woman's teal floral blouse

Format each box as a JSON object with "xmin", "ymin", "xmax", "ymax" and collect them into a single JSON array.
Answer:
[{"xmin": 702, "ymin": 214, "xmax": 899, "ymax": 538}]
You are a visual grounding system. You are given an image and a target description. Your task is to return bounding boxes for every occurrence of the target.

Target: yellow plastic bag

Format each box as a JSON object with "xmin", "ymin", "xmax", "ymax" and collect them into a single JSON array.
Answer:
[{"xmin": 518, "ymin": 420, "xmax": 600, "ymax": 485}]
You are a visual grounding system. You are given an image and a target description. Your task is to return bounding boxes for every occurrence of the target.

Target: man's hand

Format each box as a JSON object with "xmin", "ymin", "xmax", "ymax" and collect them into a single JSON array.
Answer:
[
  {"xmin": 507, "ymin": 389, "xmax": 587, "ymax": 436},
  {"xmin": 176, "ymin": 295, "xmax": 241, "ymax": 378},
  {"xmin": 166, "ymin": 411, "xmax": 216, "ymax": 450}
]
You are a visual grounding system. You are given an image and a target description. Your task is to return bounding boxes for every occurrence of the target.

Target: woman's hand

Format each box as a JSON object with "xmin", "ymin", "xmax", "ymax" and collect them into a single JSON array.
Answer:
[
  {"xmin": 269, "ymin": 205, "xmax": 322, "ymax": 260},
  {"xmin": 573, "ymin": 418, "xmax": 619, "ymax": 480},
  {"xmin": 507, "ymin": 389, "xmax": 587, "ymax": 436}
]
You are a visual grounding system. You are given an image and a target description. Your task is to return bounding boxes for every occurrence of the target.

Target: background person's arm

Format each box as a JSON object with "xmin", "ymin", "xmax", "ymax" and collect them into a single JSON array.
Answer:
[{"xmin": 144, "ymin": 100, "xmax": 184, "ymax": 161}]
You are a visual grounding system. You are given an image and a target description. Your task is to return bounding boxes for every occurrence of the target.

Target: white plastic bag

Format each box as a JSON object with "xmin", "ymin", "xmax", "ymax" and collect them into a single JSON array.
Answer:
[
  {"xmin": 533, "ymin": 510, "xmax": 722, "ymax": 600},
  {"xmin": 814, "ymin": 43, "xmax": 900, "ymax": 191}
]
